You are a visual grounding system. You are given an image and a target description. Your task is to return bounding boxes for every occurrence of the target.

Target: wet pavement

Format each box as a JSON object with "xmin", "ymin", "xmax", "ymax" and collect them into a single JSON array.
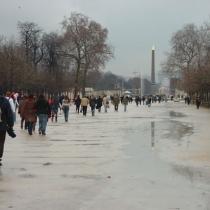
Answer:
[{"xmin": 1, "ymin": 101, "xmax": 210, "ymax": 210}]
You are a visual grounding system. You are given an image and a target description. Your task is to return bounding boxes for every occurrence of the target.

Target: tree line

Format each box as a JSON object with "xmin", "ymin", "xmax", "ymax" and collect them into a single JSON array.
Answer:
[
  {"xmin": 0, "ymin": 12, "xmax": 113, "ymax": 97},
  {"xmin": 162, "ymin": 21, "xmax": 210, "ymax": 103}
]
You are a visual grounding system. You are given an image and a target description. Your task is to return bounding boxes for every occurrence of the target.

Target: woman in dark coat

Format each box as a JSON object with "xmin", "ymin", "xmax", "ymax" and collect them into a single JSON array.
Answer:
[{"xmin": 22, "ymin": 95, "xmax": 37, "ymax": 135}]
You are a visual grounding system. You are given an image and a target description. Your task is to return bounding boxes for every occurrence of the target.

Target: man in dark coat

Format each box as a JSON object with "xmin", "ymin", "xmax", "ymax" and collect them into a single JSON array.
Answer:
[
  {"xmin": 0, "ymin": 87, "xmax": 14, "ymax": 166},
  {"xmin": 35, "ymin": 95, "xmax": 51, "ymax": 135}
]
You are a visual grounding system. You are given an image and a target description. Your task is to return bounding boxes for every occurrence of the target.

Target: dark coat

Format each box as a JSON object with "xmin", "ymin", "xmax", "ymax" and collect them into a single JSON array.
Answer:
[
  {"xmin": 35, "ymin": 99, "xmax": 51, "ymax": 115},
  {"xmin": 22, "ymin": 99, "xmax": 37, "ymax": 122},
  {"xmin": 96, "ymin": 97, "xmax": 103, "ymax": 108},
  {"xmin": 0, "ymin": 96, "xmax": 14, "ymax": 131}
]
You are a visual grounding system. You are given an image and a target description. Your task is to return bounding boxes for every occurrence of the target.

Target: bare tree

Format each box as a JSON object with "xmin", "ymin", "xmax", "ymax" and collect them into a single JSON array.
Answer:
[
  {"xmin": 61, "ymin": 13, "xmax": 113, "ymax": 97},
  {"xmin": 18, "ymin": 21, "xmax": 43, "ymax": 69}
]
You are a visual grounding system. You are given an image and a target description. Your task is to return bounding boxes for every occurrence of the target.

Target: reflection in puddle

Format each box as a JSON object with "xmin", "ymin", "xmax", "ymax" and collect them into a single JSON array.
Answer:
[{"xmin": 151, "ymin": 121, "xmax": 155, "ymax": 148}]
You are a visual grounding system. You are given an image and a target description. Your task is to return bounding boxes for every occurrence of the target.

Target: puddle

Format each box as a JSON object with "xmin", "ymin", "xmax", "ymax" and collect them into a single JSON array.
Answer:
[
  {"xmin": 169, "ymin": 111, "xmax": 186, "ymax": 118},
  {"xmin": 161, "ymin": 120, "xmax": 193, "ymax": 140}
]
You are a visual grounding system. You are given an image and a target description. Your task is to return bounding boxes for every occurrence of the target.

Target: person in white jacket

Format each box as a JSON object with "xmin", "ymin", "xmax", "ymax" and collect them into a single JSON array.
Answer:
[
  {"xmin": 5, "ymin": 92, "xmax": 16, "ymax": 122},
  {"xmin": 103, "ymin": 95, "xmax": 109, "ymax": 113}
]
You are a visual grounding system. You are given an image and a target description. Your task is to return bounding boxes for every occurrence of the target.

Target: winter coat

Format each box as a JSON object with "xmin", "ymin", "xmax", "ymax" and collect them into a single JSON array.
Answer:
[
  {"xmin": 103, "ymin": 97, "xmax": 109, "ymax": 107},
  {"xmin": 18, "ymin": 98, "xmax": 26, "ymax": 118},
  {"xmin": 81, "ymin": 97, "xmax": 89, "ymax": 107},
  {"xmin": 35, "ymin": 99, "xmax": 51, "ymax": 115},
  {"xmin": 75, "ymin": 97, "xmax": 81, "ymax": 106},
  {"xmin": 62, "ymin": 99, "xmax": 70, "ymax": 108},
  {"xmin": 22, "ymin": 99, "xmax": 37, "ymax": 122},
  {"xmin": 122, "ymin": 97, "xmax": 129, "ymax": 105},
  {"xmin": 112, "ymin": 96, "xmax": 120, "ymax": 105},
  {"xmin": 0, "ymin": 96, "xmax": 14, "ymax": 131},
  {"xmin": 5, "ymin": 97, "xmax": 15, "ymax": 113},
  {"xmin": 96, "ymin": 97, "xmax": 103, "ymax": 108},
  {"xmin": 89, "ymin": 98, "xmax": 96, "ymax": 108}
]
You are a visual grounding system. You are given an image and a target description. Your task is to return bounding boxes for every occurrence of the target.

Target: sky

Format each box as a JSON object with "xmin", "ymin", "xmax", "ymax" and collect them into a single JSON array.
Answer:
[{"xmin": 1, "ymin": 0, "xmax": 210, "ymax": 79}]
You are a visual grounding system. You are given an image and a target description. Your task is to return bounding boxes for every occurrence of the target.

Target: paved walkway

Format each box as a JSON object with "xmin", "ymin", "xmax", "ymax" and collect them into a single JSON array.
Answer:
[{"xmin": 0, "ymin": 102, "xmax": 210, "ymax": 210}]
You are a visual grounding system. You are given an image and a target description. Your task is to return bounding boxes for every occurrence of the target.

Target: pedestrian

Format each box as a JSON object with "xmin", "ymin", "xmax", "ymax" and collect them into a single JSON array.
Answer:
[
  {"xmin": 89, "ymin": 96, "xmax": 96, "ymax": 116},
  {"xmin": 112, "ymin": 94, "xmax": 120, "ymax": 111},
  {"xmin": 35, "ymin": 95, "xmax": 51, "ymax": 135},
  {"xmin": 50, "ymin": 96, "xmax": 60, "ymax": 122},
  {"xmin": 122, "ymin": 96, "xmax": 129, "ymax": 112},
  {"xmin": 0, "ymin": 87, "xmax": 15, "ymax": 166},
  {"xmin": 96, "ymin": 96, "xmax": 103, "ymax": 112},
  {"xmin": 62, "ymin": 96, "xmax": 71, "ymax": 122},
  {"xmin": 81, "ymin": 96, "xmax": 89, "ymax": 116},
  {"xmin": 196, "ymin": 96, "xmax": 201, "ymax": 109},
  {"xmin": 75, "ymin": 95, "xmax": 81, "ymax": 114},
  {"xmin": 186, "ymin": 96, "xmax": 191, "ymax": 105},
  {"xmin": 5, "ymin": 91, "xmax": 16, "ymax": 123},
  {"xmin": 147, "ymin": 96, "xmax": 152, "ymax": 107},
  {"xmin": 142, "ymin": 96, "xmax": 146, "ymax": 105},
  {"xmin": 22, "ymin": 94, "xmax": 37, "ymax": 135},
  {"xmin": 135, "ymin": 96, "xmax": 139, "ymax": 107},
  {"xmin": 18, "ymin": 95, "xmax": 28, "ymax": 129},
  {"xmin": 103, "ymin": 95, "xmax": 109, "ymax": 113}
]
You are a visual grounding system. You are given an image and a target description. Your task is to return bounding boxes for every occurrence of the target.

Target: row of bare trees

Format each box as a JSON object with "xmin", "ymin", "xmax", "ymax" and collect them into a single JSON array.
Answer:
[
  {"xmin": 162, "ymin": 22, "xmax": 210, "ymax": 102},
  {"xmin": 0, "ymin": 13, "xmax": 113, "ymax": 97}
]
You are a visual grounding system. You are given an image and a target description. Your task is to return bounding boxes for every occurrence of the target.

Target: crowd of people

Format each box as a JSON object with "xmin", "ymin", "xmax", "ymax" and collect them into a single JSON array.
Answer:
[{"xmin": 0, "ymin": 87, "xmax": 203, "ymax": 167}]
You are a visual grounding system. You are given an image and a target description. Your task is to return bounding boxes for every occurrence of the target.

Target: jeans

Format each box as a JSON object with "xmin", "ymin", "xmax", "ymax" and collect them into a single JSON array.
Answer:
[
  {"xmin": 0, "ymin": 130, "xmax": 6, "ymax": 160},
  {"xmin": 91, "ymin": 106, "xmax": 95, "ymax": 116},
  {"xmin": 82, "ymin": 106, "xmax": 87, "ymax": 116},
  {"xmin": 38, "ymin": 114, "xmax": 48, "ymax": 134},
  {"xmin": 63, "ymin": 106, "xmax": 69, "ymax": 122}
]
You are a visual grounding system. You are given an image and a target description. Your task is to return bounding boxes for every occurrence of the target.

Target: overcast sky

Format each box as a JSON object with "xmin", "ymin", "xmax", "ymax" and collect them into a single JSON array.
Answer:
[{"xmin": 1, "ymin": 0, "xmax": 210, "ymax": 78}]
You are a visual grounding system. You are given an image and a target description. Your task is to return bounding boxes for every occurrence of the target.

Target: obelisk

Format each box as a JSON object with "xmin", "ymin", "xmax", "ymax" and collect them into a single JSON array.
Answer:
[{"xmin": 151, "ymin": 46, "xmax": 155, "ymax": 84}]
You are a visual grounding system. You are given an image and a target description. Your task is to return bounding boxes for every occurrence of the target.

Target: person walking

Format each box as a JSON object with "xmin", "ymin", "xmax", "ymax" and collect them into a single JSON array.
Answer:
[
  {"xmin": 75, "ymin": 95, "xmax": 81, "ymax": 114},
  {"xmin": 196, "ymin": 96, "xmax": 201, "ymax": 109},
  {"xmin": 0, "ymin": 88, "xmax": 15, "ymax": 166},
  {"xmin": 22, "ymin": 94, "xmax": 37, "ymax": 135},
  {"xmin": 50, "ymin": 96, "xmax": 60, "ymax": 122},
  {"xmin": 62, "ymin": 96, "xmax": 71, "ymax": 122},
  {"xmin": 81, "ymin": 96, "xmax": 89, "ymax": 116},
  {"xmin": 5, "ymin": 91, "xmax": 16, "ymax": 123},
  {"xmin": 96, "ymin": 96, "xmax": 103, "ymax": 112},
  {"xmin": 89, "ymin": 96, "xmax": 96, "ymax": 116},
  {"xmin": 18, "ymin": 95, "xmax": 28, "ymax": 129},
  {"xmin": 35, "ymin": 95, "xmax": 51, "ymax": 135},
  {"xmin": 112, "ymin": 94, "xmax": 120, "ymax": 111},
  {"xmin": 142, "ymin": 96, "xmax": 146, "ymax": 105},
  {"xmin": 135, "ymin": 96, "xmax": 139, "ymax": 107},
  {"xmin": 103, "ymin": 95, "xmax": 109, "ymax": 113},
  {"xmin": 122, "ymin": 96, "xmax": 129, "ymax": 112}
]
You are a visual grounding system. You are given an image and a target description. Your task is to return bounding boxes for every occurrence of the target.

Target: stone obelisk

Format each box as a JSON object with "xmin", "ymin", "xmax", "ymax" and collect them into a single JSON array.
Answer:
[
  {"xmin": 151, "ymin": 46, "xmax": 156, "ymax": 95},
  {"xmin": 151, "ymin": 46, "xmax": 155, "ymax": 85}
]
